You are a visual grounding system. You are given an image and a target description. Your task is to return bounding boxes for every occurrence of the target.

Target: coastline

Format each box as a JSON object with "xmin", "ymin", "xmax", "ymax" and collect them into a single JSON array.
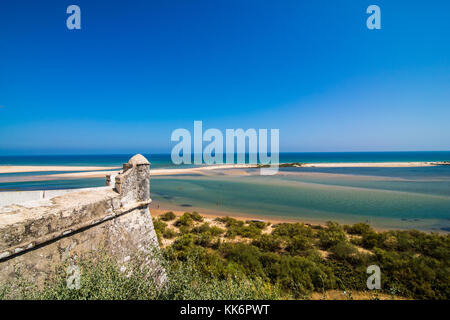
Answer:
[
  {"xmin": 0, "ymin": 161, "xmax": 448, "ymax": 178},
  {"xmin": 1, "ymin": 162, "xmax": 448, "ymax": 233},
  {"xmin": 149, "ymin": 199, "xmax": 449, "ymax": 234},
  {"xmin": 149, "ymin": 206, "xmax": 398, "ymax": 232},
  {"xmin": 301, "ymin": 161, "xmax": 447, "ymax": 167}
]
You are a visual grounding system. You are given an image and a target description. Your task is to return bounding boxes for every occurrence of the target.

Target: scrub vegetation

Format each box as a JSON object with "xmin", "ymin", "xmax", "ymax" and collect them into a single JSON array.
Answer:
[{"xmin": 1, "ymin": 213, "xmax": 448, "ymax": 300}]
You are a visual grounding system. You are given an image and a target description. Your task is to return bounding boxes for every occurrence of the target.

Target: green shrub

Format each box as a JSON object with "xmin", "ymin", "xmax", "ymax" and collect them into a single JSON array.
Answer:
[
  {"xmin": 152, "ymin": 218, "xmax": 168, "ymax": 243},
  {"xmin": 329, "ymin": 241, "xmax": 358, "ymax": 261},
  {"xmin": 361, "ymin": 230, "xmax": 384, "ymax": 249},
  {"xmin": 220, "ymin": 218, "xmax": 262, "ymax": 239},
  {"xmin": 273, "ymin": 223, "xmax": 314, "ymax": 238},
  {"xmin": 160, "ymin": 211, "xmax": 176, "ymax": 221},
  {"xmin": 0, "ymin": 250, "xmax": 285, "ymax": 300},
  {"xmin": 152, "ymin": 218, "xmax": 167, "ymax": 232},
  {"xmin": 273, "ymin": 255, "xmax": 335, "ymax": 298},
  {"xmin": 175, "ymin": 213, "xmax": 194, "ymax": 227},
  {"xmin": 226, "ymin": 224, "xmax": 262, "ymax": 239},
  {"xmin": 192, "ymin": 223, "xmax": 225, "ymax": 236},
  {"xmin": 194, "ymin": 233, "xmax": 213, "ymax": 247},
  {"xmin": 246, "ymin": 220, "xmax": 267, "ymax": 229},
  {"xmin": 252, "ymin": 234, "xmax": 282, "ymax": 252},
  {"xmin": 209, "ymin": 226, "xmax": 225, "ymax": 237},
  {"xmin": 318, "ymin": 221, "xmax": 347, "ymax": 249},
  {"xmin": 286, "ymin": 235, "xmax": 314, "ymax": 255},
  {"xmin": 345, "ymin": 223, "xmax": 373, "ymax": 235},
  {"xmin": 172, "ymin": 234, "xmax": 195, "ymax": 251},
  {"xmin": 189, "ymin": 211, "xmax": 204, "ymax": 222},
  {"xmin": 178, "ymin": 225, "xmax": 191, "ymax": 234},
  {"xmin": 163, "ymin": 228, "xmax": 177, "ymax": 239},
  {"xmin": 220, "ymin": 243, "xmax": 265, "ymax": 278}
]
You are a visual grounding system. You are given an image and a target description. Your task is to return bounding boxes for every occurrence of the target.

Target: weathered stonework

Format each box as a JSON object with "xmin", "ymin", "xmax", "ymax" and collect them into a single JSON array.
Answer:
[
  {"xmin": 114, "ymin": 154, "xmax": 151, "ymax": 206},
  {"xmin": 0, "ymin": 154, "xmax": 164, "ymax": 286}
]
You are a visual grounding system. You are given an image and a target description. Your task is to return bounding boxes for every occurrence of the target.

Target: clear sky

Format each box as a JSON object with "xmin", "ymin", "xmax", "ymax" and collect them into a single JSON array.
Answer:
[{"xmin": 0, "ymin": 0, "xmax": 449, "ymax": 155}]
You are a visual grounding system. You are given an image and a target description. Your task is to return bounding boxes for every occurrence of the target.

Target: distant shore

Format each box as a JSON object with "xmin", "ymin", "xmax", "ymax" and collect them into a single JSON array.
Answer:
[
  {"xmin": 1, "ymin": 161, "xmax": 448, "ymax": 178},
  {"xmin": 302, "ymin": 161, "xmax": 449, "ymax": 167},
  {"xmin": 0, "ymin": 161, "xmax": 448, "ymax": 183}
]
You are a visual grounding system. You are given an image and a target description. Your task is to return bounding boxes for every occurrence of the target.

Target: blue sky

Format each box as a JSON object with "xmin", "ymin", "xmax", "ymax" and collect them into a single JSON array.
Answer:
[{"xmin": 0, "ymin": 0, "xmax": 449, "ymax": 154}]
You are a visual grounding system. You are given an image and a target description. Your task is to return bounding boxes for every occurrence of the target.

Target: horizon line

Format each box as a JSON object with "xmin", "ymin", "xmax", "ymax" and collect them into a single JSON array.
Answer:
[{"xmin": 1, "ymin": 150, "xmax": 450, "ymax": 157}]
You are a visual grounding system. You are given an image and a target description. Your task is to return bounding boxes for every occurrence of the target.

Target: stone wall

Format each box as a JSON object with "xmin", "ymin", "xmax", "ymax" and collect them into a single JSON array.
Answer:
[{"xmin": 0, "ymin": 154, "xmax": 164, "ymax": 286}]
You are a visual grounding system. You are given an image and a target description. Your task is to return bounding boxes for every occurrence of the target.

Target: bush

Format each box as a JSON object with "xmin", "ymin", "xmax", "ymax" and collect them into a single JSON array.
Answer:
[
  {"xmin": 220, "ymin": 243, "xmax": 265, "ymax": 277},
  {"xmin": 246, "ymin": 220, "xmax": 267, "ymax": 229},
  {"xmin": 329, "ymin": 241, "xmax": 358, "ymax": 261},
  {"xmin": 192, "ymin": 223, "xmax": 225, "ymax": 236},
  {"xmin": 361, "ymin": 231, "xmax": 384, "ymax": 249},
  {"xmin": 0, "ymin": 251, "xmax": 285, "ymax": 300},
  {"xmin": 286, "ymin": 235, "xmax": 314, "ymax": 255},
  {"xmin": 153, "ymin": 218, "xmax": 168, "ymax": 243},
  {"xmin": 345, "ymin": 223, "xmax": 373, "ymax": 235},
  {"xmin": 318, "ymin": 222, "xmax": 347, "ymax": 249},
  {"xmin": 172, "ymin": 234, "xmax": 195, "ymax": 251},
  {"xmin": 175, "ymin": 213, "xmax": 194, "ymax": 227},
  {"xmin": 274, "ymin": 255, "xmax": 335, "ymax": 298},
  {"xmin": 178, "ymin": 225, "xmax": 191, "ymax": 235},
  {"xmin": 194, "ymin": 233, "xmax": 213, "ymax": 247},
  {"xmin": 160, "ymin": 211, "xmax": 176, "ymax": 221},
  {"xmin": 153, "ymin": 218, "xmax": 167, "ymax": 232},
  {"xmin": 226, "ymin": 224, "xmax": 262, "ymax": 239},
  {"xmin": 189, "ymin": 211, "xmax": 204, "ymax": 222},
  {"xmin": 163, "ymin": 228, "xmax": 177, "ymax": 239},
  {"xmin": 252, "ymin": 234, "xmax": 282, "ymax": 252},
  {"xmin": 273, "ymin": 223, "xmax": 313, "ymax": 238},
  {"xmin": 219, "ymin": 218, "xmax": 262, "ymax": 239}
]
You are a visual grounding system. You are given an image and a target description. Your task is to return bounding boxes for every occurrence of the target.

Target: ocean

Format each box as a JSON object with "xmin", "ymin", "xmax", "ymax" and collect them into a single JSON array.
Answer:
[{"xmin": 1, "ymin": 152, "xmax": 449, "ymax": 231}]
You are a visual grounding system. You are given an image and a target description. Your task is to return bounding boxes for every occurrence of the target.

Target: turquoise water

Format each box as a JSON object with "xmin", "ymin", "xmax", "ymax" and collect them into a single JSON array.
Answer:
[
  {"xmin": 1, "ymin": 152, "xmax": 449, "ymax": 231},
  {"xmin": 149, "ymin": 166, "xmax": 450, "ymax": 232}
]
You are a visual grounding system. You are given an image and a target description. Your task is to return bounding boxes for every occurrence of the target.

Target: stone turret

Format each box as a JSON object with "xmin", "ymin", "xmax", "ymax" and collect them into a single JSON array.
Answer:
[{"xmin": 115, "ymin": 154, "xmax": 150, "ymax": 206}]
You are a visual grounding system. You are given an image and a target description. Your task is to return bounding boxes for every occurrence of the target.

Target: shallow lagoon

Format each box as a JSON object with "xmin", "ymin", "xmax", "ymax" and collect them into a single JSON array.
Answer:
[{"xmin": 150, "ymin": 166, "xmax": 450, "ymax": 232}]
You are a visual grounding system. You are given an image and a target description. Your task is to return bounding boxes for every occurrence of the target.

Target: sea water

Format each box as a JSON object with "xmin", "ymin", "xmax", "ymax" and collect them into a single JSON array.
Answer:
[{"xmin": 1, "ymin": 152, "xmax": 449, "ymax": 231}]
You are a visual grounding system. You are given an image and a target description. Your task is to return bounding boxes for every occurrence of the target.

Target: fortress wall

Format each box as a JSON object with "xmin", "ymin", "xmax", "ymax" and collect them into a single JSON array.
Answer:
[
  {"xmin": 0, "ymin": 155, "xmax": 164, "ymax": 286},
  {"xmin": 0, "ymin": 186, "xmax": 111, "ymax": 208}
]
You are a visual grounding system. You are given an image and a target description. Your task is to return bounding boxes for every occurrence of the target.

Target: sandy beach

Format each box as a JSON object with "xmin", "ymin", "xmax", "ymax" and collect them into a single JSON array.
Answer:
[
  {"xmin": 0, "ymin": 161, "xmax": 447, "ymax": 183},
  {"xmin": 1, "ymin": 161, "xmax": 444, "ymax": 175},
  {"xmin": 149, "ymin": 207, "xmax": 326, "ymax": 226},
  {"xmin": 148, "ymin": 206, "xmax": 396, "ymax": 232},
  {"xmin": 302, "ymin": 161, "xmax": 443, "ymax": 168}
]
